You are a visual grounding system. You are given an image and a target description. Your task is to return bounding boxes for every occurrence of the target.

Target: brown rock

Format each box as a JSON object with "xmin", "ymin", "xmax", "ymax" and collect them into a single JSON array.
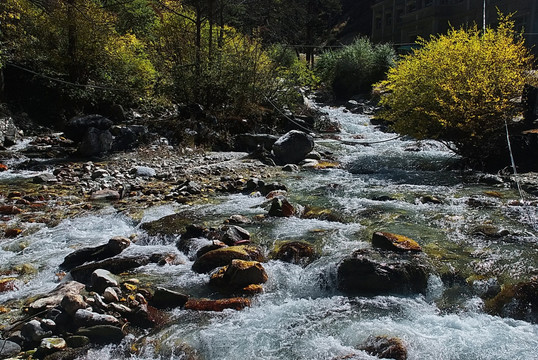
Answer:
[
  {"xmin": 192, "ymin": 245, "xmax": 265, "ymax": 273},
  {"xmin": 209, "ymin": 259, "xmax": 268, "ymax": 290},
  {"xmin": 360, "ymin": 335, "xmax": 407, "ymax": 360},
  {"xmin": 4, "ymin": 228, "xmax": 22, "ymax": 238},
  {"xmin": 184, "ymin": 297, "xmax": 251, "ymax": 311},
  {"xmin": 371, "ymin": 232, "xmax": 422, "ymax": 252},
  {"xmin": 89, "ymin": 189, "xmax": 120, "ymax": 201},
  {"xmin": 271, "ymin": 241, "xmax": 317, "ymax": 266},
  {"xmin": 0, "ymin": 205, "xmax": 22, "ymax": 215}
]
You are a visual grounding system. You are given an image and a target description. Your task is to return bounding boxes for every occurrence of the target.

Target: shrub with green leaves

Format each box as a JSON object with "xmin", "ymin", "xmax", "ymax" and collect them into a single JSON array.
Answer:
[
  {"xmin": 316, "ymin": 37, "xmax": 396, "ymax": 99},
  {"xmin": 376, "ymin": 15, "xmax": 534, "ymax": 168}
]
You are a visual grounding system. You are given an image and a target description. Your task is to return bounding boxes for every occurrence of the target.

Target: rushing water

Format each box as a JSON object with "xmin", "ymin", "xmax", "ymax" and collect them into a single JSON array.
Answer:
[{"xmin": 2, "ymin": 104, "xmax": 538, "ymax": 359}]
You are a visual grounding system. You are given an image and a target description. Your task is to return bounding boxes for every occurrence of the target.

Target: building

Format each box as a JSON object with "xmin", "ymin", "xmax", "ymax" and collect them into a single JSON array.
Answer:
[{"xmin": 371, "ymin": 0, "xmax": 538, "ymax": 51}]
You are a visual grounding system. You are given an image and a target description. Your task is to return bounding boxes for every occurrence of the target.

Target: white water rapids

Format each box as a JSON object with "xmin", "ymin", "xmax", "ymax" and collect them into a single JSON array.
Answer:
[{"xmin": 1, "ymin": 104, "xmax": 538, "ymax": 359}]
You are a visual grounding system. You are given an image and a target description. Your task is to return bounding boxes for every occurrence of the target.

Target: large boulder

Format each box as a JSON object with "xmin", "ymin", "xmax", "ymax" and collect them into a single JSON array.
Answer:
[
  {"xmin": 77, "ymin": 127, "xmax": 113, "ymax": 157},
  {"xmin": 0, "ymin": 116, "xmax": 20, "ymax": 147},
  {"xmin": 337, "ymin": 249, "xmax": 430, "ymax": 295},
  {"xmin": 272, "ymin": 130, "xmax": 314, "ymax": 164},
  {"xmin": 234, "ymin": 134, "xmax": 279, "ymax": 152},
  {"xmin": 191, "ymin": 245, "xmax": 265, "ymax": 273},
  {"xmin": 64, "ymin": 114, "xmax": 113, "ymax": 142}
]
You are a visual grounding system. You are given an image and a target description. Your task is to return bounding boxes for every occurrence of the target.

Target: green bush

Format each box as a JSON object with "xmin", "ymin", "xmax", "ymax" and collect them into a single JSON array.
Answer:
[
  {"xmin": 376, "ymin": 16, "xmax": 534, "ymax": 168},
  {"xmin": 316, "ymin": 37, "xmax": 396, "ymax": 99}
]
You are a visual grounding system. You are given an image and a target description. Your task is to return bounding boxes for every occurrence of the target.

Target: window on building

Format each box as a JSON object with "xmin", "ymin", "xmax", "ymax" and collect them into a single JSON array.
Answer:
[{"xmin": 386, "ymin": 13, "xmax": 393, "ymax": 26}]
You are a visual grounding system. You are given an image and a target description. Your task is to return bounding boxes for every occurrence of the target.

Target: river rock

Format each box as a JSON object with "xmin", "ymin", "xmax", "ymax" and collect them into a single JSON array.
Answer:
[
  {"xmin": 210, "ymin": 259, "xmax": 268, "ymax": 290},
  {"xmin": 272, "ymin": 130, "xmax": 315, "ymax": 164},
  {"xmin": 131, "ymin": 166, "xmax": 156, "ymax": 177},
  {"xmin": 26, "ymin": 281, "xmax": 85, "ymax": 314},
  {"xmin": 184, "ymin": 297, "xmax": 251, "ymax": 311},
  {"xmin": 65, "ymin": 335, "xmax": 90, "ymax": 348},
  {"xmin": 268, "ymin": 196, "xmax": 295, "ymax": 217},
  {"xmin": 35, "ymin": 337, "xmax": 67, "ymax": 358},
  {"xmin": 76, "ymin": 325, "xmax": 124, "ymax": 344},
  {"xmin": 0, "ymin": 116, "xmax": 20, "ymax": 147},
  {"xmin": 70, "ymin": 253, "xmax": 175, "ymax": 284},
  {"xmin": 90, "ymin": 269, "xmax": 119, "ymax": 293},
  {"xmin": 74, "ymin": 309, "xmax": 120, "ymax": 327},
  {"xmin": 150, "ymin": 287, "xmax": 189, "ymax": 309},
  {"xmin": 102, "ymin": 287, "xmax": 120, "ymax": 303},
  {"xmin": 271, "ymin": 241, "xmax": 317, "ymax": 266},
  {"xmin": 0, "ymin": 339, "xmax": 21, "ymax": 358},
  {"xmin": 141, "ymin": 213, "xmax": 193, "ymax": 236},
  {"xmin": 89, "ymin": 189, "xmax": 121, "ymax": 201},
  {"xmin": 337, "ymin": 249, "xmax": 430, "ymax": 295},
  {"xmin": 221, "ymin": 225, "xmax": 251, "ymax": 246},
  {"xmin": 64, "ymin": 114, "xmax": 113, "ymax": 142},
  {"xmin": 359, "ymin": 335, "xmax": 408, "ymax": 360},
  {"xmin": 192, "ymin": 245, "xmax": 265, "ymax": 273},
  {"xmin": 21, "ymin": 319, "xmax": 53, "ymax": 343},
  {"xmin": 234, "ymin": 134, "xmax": 279, "ymax": 152},
  {"xmin": 60, "ymin": 236, "xmax": 131, "ymax": 271},
  {"xmin": 195, "ymin": 240, "xmax": 227, "ymax": 259},
  {"xmin": 225, "ymin": 214, "xmax": 251, "ymax": 224},
  {"xmin": 485, "ymin": 277, "xmax": 538, "ymax": 323},
  {"xmin": 33, "ymin": 173, "xmax": 58, "ymax": 184},
  {"xmin": 60, "ymin": 293, "xmax": 88, "ymax": 317},
  {"xmin": 77, "ymin": 127, "xmax": 113, "ymax": 157},
  {"xmin": 371, "ymin": 232, "xmax": 422, "ymax": 252}
]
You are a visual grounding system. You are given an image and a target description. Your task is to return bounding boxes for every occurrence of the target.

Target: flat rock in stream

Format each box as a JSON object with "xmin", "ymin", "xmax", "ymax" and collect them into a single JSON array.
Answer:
[
  {"xmin": 60, "ymin": 237, "xmax": 131, "ymax": 271},
  {"xmin": 337, "ymin": 248, "xmax": 430, "ymax": 295},
  {"xmin": 141, "ymin": 214, "xmax": 194, "ymax": 236},
  {"xmin": 69, "ymin": 253, "xmax": 175, "ymax": 284},
  {"xmin": 26, "ymin": 281, "xmax": 86, "ymax": 314}
]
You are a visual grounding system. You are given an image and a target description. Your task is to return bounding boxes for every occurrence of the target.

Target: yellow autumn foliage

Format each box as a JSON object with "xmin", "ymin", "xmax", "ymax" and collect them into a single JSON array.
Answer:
[{"xmin": 376, "ymin": 15, "xmax": 534, "ymax": 163}]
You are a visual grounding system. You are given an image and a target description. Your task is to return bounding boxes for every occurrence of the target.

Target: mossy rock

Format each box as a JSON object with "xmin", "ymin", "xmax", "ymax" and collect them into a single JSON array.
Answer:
[
  {"xmin": 484, "ymin": 277, "xmax": 538, "ymax": 323},
  {"xmin": 301, "ymin": 205, "xmax": 345, "ymax": 222},
  {"xmin": 140, "ymin": 213, "xmax": 194, "ymax": 236},
  {"xmin": 372, "ymin": 232, "xmax": 422, "ymax": 252},
  {"xmin": 270, "ymin": 241, "xmax": 318, "ymax": 266}
]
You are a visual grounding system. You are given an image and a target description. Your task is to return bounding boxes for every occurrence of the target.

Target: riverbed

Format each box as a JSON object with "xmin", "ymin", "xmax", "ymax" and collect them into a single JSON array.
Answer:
[{"xmin": 1, "ymin": 102, "xmax": 538, "ymax": 359}]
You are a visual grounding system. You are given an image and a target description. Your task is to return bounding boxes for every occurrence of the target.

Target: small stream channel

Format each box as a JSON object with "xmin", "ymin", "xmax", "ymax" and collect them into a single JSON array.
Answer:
[{"xmin": 1, "ymin": 103, "xmax": 538, "ymax": 359}]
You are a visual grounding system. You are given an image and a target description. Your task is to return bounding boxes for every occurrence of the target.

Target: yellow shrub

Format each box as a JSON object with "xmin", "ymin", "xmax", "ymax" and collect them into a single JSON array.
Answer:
[{"xmin": 377, "ymin": 15, "xmax": 534, "ymax": 165}]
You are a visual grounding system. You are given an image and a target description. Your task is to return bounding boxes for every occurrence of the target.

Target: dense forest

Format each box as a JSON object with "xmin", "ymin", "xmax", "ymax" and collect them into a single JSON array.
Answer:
[{"xmin": 0, "ymin": 0, "xmax": 374, "ymax": 135}]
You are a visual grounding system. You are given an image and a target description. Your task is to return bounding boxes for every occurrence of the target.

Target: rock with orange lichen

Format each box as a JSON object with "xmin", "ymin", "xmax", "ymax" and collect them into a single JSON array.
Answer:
[
  {"xmin": 209, "ymin": 259, "xmax": 268, "ymax": 290},
  {"xmin": 184, "ymin": 297, "xmax": 251, "ymax": 311},
  {"xmin": 192, "ymin": 245, "xmax": 265, "ymax": 273},
  {"xmin": 372, "ymin": 232, "xmax": 422, "ymax": 252}
]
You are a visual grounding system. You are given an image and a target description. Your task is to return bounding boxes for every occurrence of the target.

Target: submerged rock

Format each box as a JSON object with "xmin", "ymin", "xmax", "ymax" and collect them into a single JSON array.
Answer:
[
  {"xmin": 268, "ymin": 196, "xmax": 295, "ymax": 217},
  {"xmin": 337, "ymin": 249, "xmax": 430, "ymax": 295},
  {"xmin": 271, "ymin": 241, "xmax": 317, "ymax": 266},
  {"xmin": 371, "ymin": 232, "xmax": 422, "ymax": 252},
  {"xmin": 359, "ymin": 335, "xmax": 408, "ymax": 360},
  {"xmin": 485, "ymin": 277, "xmax": 538, "ymax": 323},
  {"xmin": 184, "ymin": 297, "xmax": 251, "ymax": 311}
]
